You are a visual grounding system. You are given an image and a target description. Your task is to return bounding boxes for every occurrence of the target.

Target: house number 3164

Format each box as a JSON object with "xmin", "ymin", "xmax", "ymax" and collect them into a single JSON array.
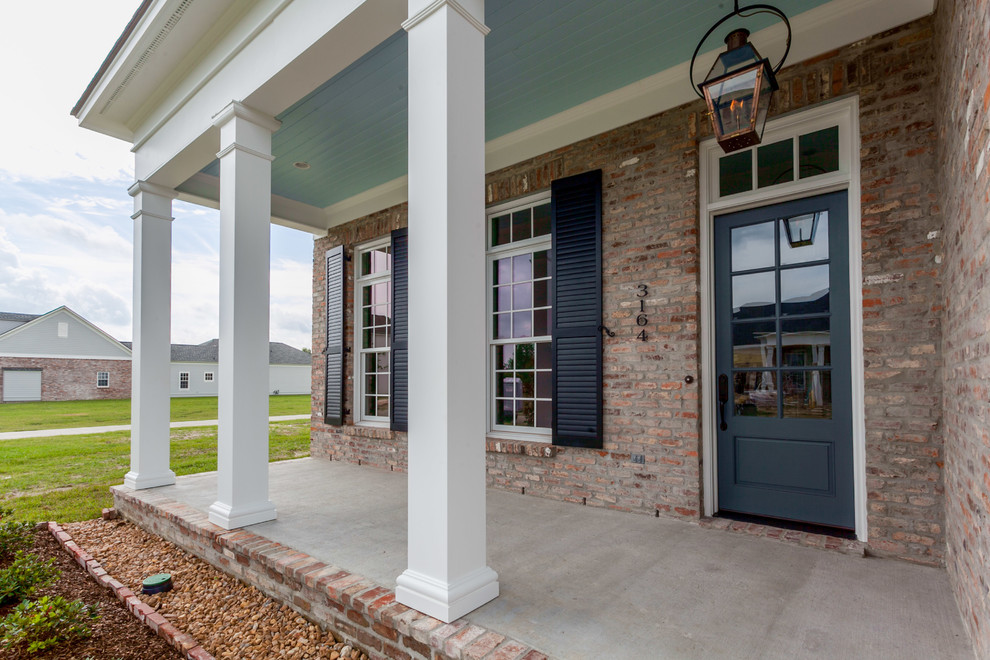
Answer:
[{"xmin": 636, "ymin": 284, "xmax": 648, "ymax": 342}]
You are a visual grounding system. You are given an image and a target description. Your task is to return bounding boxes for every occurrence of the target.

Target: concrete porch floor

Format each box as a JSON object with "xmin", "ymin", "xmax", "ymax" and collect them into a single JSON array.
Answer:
[{"xmin": 128, "ymin": 457, "xmax": 972, "ymax": 659}]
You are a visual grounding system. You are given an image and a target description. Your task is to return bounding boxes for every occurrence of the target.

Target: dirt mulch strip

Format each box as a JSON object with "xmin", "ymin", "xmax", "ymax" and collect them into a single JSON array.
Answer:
[
  {"xmin": 0, "ymin": 528, "xmax": 183, "ymax": 660},
  {"xmin": 64, "ymin": 518, "xmax": 369, "ymax": 660}
]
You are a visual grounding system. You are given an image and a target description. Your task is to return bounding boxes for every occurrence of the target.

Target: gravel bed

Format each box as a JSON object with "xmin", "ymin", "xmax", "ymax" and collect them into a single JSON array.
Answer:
[{"xmin": 65, "ymin": 518, "xmax": 370, "ymax": 660}]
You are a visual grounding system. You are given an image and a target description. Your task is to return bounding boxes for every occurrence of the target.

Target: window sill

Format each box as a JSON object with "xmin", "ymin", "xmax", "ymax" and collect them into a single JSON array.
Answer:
[{"xmin": 486, "ymin": 436, "xmax": 558, "ymax": 458}]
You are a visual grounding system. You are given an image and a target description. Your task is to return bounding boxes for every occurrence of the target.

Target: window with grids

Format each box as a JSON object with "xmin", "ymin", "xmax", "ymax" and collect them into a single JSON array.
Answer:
[
  {"xmin": 204, "ymin": 372, "xmax": 214, "ymax": 382},
  {"xmin": 355, "ymin": 240, "xmax": 392, "ymax": 423},
  {"xmin": 179, "ymin": 372, "xmax": 189, "ymax": 389},
  {"xmin": 96, "ymin": 371, "xmax": 109, "ymax": 388},
  {"xmin": 488, "ymin": 197, "xmax": 552, "ymax": 436}
]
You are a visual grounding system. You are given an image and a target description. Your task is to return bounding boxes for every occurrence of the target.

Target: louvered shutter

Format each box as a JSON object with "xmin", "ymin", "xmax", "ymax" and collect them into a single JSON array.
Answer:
[
  {"xmin": 551, "ymin": 170, "xmax": 603, "ymax": 448},
  {"xmin": 390, "ymin": 228, "xmax": 408, "ymax": 432},
  {"xmin": 324, "ymin": 246, "xmax": 345, "ymax": 426}
]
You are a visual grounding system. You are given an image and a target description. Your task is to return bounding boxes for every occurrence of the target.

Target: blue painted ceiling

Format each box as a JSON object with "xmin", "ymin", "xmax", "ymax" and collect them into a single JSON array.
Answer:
[{"xmin": 184, "ymin": 0, "xmax": 829, "ymax": 209}]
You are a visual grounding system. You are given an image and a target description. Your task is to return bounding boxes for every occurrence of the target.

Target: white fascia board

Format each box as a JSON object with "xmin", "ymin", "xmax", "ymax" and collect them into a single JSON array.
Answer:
[
  {"xmin": 324, "ymin": 176, "xmax": 408, "ymax": 230},
  {"xmin": 0, "ymin": 353, "xmax": 132, "ymax": 361},
  {"xmin": 133, "ymin": 0, "xmax": 404, "ymax": 188}
]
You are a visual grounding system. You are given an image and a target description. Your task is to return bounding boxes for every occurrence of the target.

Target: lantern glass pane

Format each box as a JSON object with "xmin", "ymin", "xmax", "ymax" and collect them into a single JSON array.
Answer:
[
  {"xmin": 706, "ymin": 42, "xmax": 762, "ymax": 79},
  {"xmin": 799, "ymin": 126, "xmax": 840, "ymax": 178},
  {"xmin": 709, "ymin": 68, "xmax": 759, "ymax": 138},
  {"xmin": 758, "ymin": 138, "xmax": 793, "ymax": 188},
  {"xmin": 719, "ymin": 151, "xmax": 752, "ymax": 197}
]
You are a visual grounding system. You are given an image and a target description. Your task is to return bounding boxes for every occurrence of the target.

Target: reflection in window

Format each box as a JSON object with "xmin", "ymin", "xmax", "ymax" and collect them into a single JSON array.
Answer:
[
  {"xmin": 488, "ymin": 198, "xmax": 552, "ymax": 435},
  {"xmin": 356, "ymin": 242, "xmax": 391, "ymax": 422}
]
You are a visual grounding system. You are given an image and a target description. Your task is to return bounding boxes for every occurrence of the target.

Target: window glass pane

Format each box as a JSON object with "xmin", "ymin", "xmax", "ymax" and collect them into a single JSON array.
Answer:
[
  {"xmin": 492, "ymin": 214, "xmax": 511, "ymax": 246},
  {"xmin": 533, "ymin": 280, "xmax": 549, "ymax": 307},
  {"xmin": 733, "ymin": 320, "xmax": 776, "ymax": 368},
  {"xmin": 363, "ymin": 329, "xmax": 374, "ymax": 349},
  {"xmin": 497, "ymin": 345, "xmax": 514, "ymax": 370},
  {"xmin": 496, "ymin": 285, "xmax": 511, "ymax": 312},
  {"xmin": 494, "ymin": 258, "xmax": 512, "ymax": 285},
  {"xmin": 719, "ymin": 150, "xmax": 752, "ymax": 197},
  {"xmin": 732, "ymin": 271, "xmax": 775, "ymax": 319},
  {"xmin": 496, "ymin": 399, "xmax": 514, "ymax": 425},
  {"xmin": 535, "ymin": 401, "xmax": 551, "ymax": 428},
  {"xmin": 362, "ymin": 287, "xmax": 372, "ymax": 306},
  {"xmin": 365, "ymin": 354, "xmax": 378, "ymax": 374},
  {"xmin": 374, "ymin": 326, "xmax": 390, "ymax": 348},
  {"xmin": 781, "ymin": 318, "xmax": 830, "ymax": 367},
  {"xmin": 780, "ymin": 265, "xmax": 829, "ymax": 315},
  {"xmin": 377, "ymin": 353, "xmax": 389, "ymax": 372},
  {"xmin": 731, "ymin": 221, "xmax": 775, "ymax": 271},
  {"xmin": 515, "ymin": 343, "xmax": 535, "ymax": 369},
  {"xmin": 494, "ymin": 313, "xmax": 511, "ymax": 339},
  {"xmin": 799, "ymin": 126, "xmax": 839, "ymax": 179},
  {"xmin": 361, "ymin": 251, "xmax": 371, "ymax": 276},
  {"xmin": 376, "ymin": 397, "xmax": 389, "ymax": 417},
  {"xmin": 733, "ymin": 371, "xmax": 777, "ymax": 417},
  {"xmin": 520, "ymin": 372, "xmax": 534, "ymax": 397},
  {"xmin": 378, "ymin": 374, "xmax": 390, "ymax": 395},
  {"xmin": 536, "ymin": 342, "xmax": 551, "ymax": 369},
  {"xmin": 783, "ymin": 370, "xmax": 831, "ymax": 418},
  {"xmin": 365, "ymin": 396, "xmax": 378, "ymax": 417},
  {"xmin": 533, "ymin": 204, "xmax": 551, "ymax": 237},
  {"xmin": 533, "ymin": 250, "xmax": 549, "ymax": 278},
  {"xmin": 533, "ymin": 309, "xmax": 550, "ymax": 336},
  {"xmin": 780, "ymin": 212, "xmax": 829, "ymax": 265},
  {"xmin": 513, "ymin": 283, "xmax": 532, "ymax": 310},
  {"xmin": 757, "ymin": 138, "xmax": 793, "ymax": 188},
  {"xmin": 365, "ymin": 375, "xmax": 376, "ymax": 396},
  {"xmin": 512, "ymin": 209, "xmax": 532, "ymax": 242},
  {"xmin": 513, "ymin": 254, "xmax": 532, "ymax": 282},
  {"xmin": 372, "ymin": 282, "xmax": 390, "ymax": 305},
  {"xmin": 516, "ymin": 401, "xmax": 535, "ymax": 427},
  {"xmin": 513, "ymin": 311, "xmax": 533, "ymax": 338},
  {"xmin": 536, "ymin": 371, "xmax": 551, "ymax": 399}
]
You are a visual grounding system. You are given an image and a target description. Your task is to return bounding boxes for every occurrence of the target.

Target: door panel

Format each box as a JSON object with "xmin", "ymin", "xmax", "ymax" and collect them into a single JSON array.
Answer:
[{"xmin": 715, "ymin": 191, "xmax": 853, "ymax": 529}]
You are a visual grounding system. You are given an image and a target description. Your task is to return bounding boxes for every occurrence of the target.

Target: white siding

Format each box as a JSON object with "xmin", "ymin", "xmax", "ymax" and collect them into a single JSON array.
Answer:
[
  {"xmin": 268, "ymin": 364, "xmax": 310, "ymax": 395},
  {"xmin": 3, "ymin": 369, "xmax": 41, "ymax": 401},
  {"xmin": 0, "ymin": 310, "xmax": 130, "ymax": 359}
]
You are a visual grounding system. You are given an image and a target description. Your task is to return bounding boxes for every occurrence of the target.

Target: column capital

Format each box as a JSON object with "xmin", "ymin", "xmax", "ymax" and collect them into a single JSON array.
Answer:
[
  {"xmin": 403, "ymin": 0, "xmax": 489, "ymax": 35},
  {"xmin": 129, "ymin": 181, "xmax": 176, "ymax": 222},
  {"xmin": 211, "ymin": 100, "xmax": 282, "ymax": 133},
  {"xmin": 128, "ymin": 180, "xmax": 178, "ymax": 200}
]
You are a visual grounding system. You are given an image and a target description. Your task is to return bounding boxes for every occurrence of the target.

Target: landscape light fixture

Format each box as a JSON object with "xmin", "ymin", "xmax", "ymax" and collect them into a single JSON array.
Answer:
[{"xmin": 690, "ymin": 1, "xmax": 791, "ymax": 153}]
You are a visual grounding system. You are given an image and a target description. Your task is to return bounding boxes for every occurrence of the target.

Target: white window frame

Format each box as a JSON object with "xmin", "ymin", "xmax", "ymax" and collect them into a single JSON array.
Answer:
[
  {"xmin": 204, "ymin": 372, "xmax": 214, "ymax": 382},
  {"xmin": 699, "ymin": 95, "xmax": 866, "ymax": 541},
  {"xmin": 486, "ymin": 191, "xmax": 553, "ymax": 442},
  {"xmin": 179, "ymin": 372, "xmax": 190, "ymax": 390},
  {"xmin": 96, "ymin": 371, "xmax": 109, "ymax": 388},
  {"xmin": 353, "ymin": 237, "xmax": 392, "ymax": 427}
]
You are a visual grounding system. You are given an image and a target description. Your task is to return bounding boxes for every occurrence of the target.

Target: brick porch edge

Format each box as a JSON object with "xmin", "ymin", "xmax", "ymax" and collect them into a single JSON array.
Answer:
[
  {"xmin": 110, "ymin": 486, "xmax": 549, "ymax": 660},
  {"xmin": 47, "ymin": 519, "xmax": 214, "ymax": 660}
]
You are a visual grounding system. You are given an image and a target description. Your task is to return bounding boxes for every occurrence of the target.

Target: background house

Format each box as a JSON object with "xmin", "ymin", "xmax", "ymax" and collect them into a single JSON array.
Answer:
[{"xmin": 1, "ymin": 307, "xmax": 311, "ymax": 401}]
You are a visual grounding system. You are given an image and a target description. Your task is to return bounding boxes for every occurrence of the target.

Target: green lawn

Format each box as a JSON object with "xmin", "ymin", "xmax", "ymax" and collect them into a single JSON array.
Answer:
[
  {"xmin": 0, "ymin": 395, "xmax": 311, "ymax": 432},
  {"xmin": 0, "ymin": 421, "xmax": 311, "ymax": 523}
]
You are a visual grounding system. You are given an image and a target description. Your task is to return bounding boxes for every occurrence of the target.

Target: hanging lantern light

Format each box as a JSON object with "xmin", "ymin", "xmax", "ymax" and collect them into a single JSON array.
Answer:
[{"xmin": 690, "ymin": 2, "xmax": 791, "ymax": 154}]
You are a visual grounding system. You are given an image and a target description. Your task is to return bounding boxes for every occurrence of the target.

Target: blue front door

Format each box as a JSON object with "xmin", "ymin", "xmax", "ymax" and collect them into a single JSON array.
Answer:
[{"xmin": 714, "ymin": 191, "xmax": 854, "ymax": 529}]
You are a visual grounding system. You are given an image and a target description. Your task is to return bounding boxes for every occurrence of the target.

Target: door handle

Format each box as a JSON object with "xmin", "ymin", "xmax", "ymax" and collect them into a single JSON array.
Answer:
[{"xmin": 718, "ymin": 373, "xmax": 729, "ymax": 431}]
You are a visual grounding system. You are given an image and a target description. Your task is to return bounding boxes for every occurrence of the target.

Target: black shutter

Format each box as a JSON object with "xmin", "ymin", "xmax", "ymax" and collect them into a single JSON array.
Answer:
[
  {"xmin": 324, "ymin": 246, "xmax": 345, "ymax": 426},
  {"xmin": 551, "ymin": 170, "xmax": 603, "ymax": 448},
  {"xmin": 390, "ymin": 228, "xmax": 408, "ymax": 432}
]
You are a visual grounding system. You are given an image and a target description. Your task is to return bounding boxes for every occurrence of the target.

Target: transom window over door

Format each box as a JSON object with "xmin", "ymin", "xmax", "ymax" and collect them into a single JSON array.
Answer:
[
  {"xmin": 488, "ymin": 196, "xmax": 552, "ymax": 438},
  {"xmin": 355, "ymin": 240, "xmax": 391, "ymax": 424}
]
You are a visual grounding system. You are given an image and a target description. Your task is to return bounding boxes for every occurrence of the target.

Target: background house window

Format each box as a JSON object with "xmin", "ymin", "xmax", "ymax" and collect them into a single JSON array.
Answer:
[
  {"xmin": 179, "ymin": 372, "xmax": 189, "ymax": 389},
  {"xmin": 96, "ymin": 371, "xmax": 109, "ymax": 388},
  {"xmin": 488, "ymin": 197, "xmax": 552, "ymax": 436},
  {"xmin": 355, "ymin": 240, "xmax": 391, "ymax": 423},
  {"xmin": 204, "ymin": 372, "xmax": 214, "ymax": 382}
]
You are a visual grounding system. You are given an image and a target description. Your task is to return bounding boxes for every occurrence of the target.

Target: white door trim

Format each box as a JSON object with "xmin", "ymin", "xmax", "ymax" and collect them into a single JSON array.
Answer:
[{"xmin": 698, "ymin": 95, "xmax": 867, "ymax": 541}]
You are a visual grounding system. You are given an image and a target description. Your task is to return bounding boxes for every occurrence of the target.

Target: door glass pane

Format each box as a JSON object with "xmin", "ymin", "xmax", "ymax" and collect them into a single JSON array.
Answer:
[
  {"xmin": 757, "ymin": 138, "xmax": 793, "ymax": 188},
  {"xmin": 783, "ymin": 370, "xmax": 832, "ymax": 418},
  {"xmin": 732, "ymin": 271, "xmax": 775, "ymax": 319},
  {"xmin": 733, "ymin": 320, "xmax": 776, "ymax": 368},
  {"xmin": 781, "ymin": 318, "xmax": 830, "ymax": 367},
  {"xmin": 780, "ymin": 212, "xmax": 829, "ymax": 265},
  {"xmin": 731, "ymin": 221, "xmax": 775, "ymax": 271},
  {"xmin": 780, "ymin": 265, "xmax": 829, "ymax": 315},
  {"xmin": 799, "ymin": 126, "xmax": 840, "ymax": 179},
  {"xmin": 719, "ymin": 151, "xmax": 752, "ymax": 197},
  {"xmin": 733, "ymin": 371, "xmax": 777, "ymax": 417}
]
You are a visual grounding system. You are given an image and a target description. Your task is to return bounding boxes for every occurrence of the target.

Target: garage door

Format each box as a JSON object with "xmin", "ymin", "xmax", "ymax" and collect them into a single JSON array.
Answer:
[{"xmin": 3, "ymin": 369, "xmax": 41, "ymax": 402}]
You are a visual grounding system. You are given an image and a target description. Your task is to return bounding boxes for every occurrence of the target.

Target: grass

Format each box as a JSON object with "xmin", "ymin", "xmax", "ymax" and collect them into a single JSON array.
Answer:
[
  {"xmin": 0, "ymin": 421, "xmax": 311, "ymax": 523},
  {"xmin": 0, "ymin": 395, "xmax": 311, "ymax": 432}
]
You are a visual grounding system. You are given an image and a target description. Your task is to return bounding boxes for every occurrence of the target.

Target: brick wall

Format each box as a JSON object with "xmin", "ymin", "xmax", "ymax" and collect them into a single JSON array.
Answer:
[
  {"xmin": 310, "ymin": 18, "xmax": 944, "ymax": 563},
  {"xmin": 0, "ymin": 357, "xmax": 131, "ymax": 401},
  {"xmin": 934, "ymin": 0, "xmax": 990, "ymax": 654}
]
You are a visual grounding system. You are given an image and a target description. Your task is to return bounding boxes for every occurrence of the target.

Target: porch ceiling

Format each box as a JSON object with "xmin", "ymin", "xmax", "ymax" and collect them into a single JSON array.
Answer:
[{"xmin": 177, "ymin": 0, "xmax": 833, "ymax": 211}]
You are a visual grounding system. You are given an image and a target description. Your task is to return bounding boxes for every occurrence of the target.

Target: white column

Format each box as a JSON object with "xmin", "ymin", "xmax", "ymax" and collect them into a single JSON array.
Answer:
[
  {"xmin": 207, "ymin": 101, "xmax": 281, "ymax": 529},
  {"xmin": 125, "ymin": 182, "xmax": 177, "ymax": 490},
  {"xmin": 396, "ymin": 0, "xmax": 498, "ymax": 623}
]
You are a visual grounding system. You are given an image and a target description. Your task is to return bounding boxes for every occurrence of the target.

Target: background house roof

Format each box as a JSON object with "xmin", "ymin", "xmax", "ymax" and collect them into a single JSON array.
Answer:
[
  {"xmin": 0, "ymin": 312, "xmax": 41, "ymax": 336},
  {"xmin": 122, "ymin": 339, "xmax": 311, "ymax": 365}
]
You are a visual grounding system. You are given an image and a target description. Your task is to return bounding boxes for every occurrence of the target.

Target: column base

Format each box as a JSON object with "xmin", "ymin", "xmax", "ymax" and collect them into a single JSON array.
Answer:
[
  {"xmin": 208, "ymin": 500, "xmax": 277, "ymax": 529},
  {"xmin": 123, "ymin": 470, "xmax": 176, "ymax": 490},
  {"xmin": 395, "ymin": 566, "xmax": 499, "ymax": 623}
]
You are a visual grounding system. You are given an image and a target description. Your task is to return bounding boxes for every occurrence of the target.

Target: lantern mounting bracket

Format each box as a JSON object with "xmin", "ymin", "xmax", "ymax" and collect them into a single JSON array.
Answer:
[{"xmin": 689, "ymin": 0, "xmax": 792, "ymax": 100}]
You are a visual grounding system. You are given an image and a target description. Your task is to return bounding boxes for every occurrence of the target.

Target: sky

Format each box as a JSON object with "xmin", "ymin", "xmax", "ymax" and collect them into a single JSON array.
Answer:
[{"xmin": 0, "ymin": 2, "xmax": 314, "ymax": 350}]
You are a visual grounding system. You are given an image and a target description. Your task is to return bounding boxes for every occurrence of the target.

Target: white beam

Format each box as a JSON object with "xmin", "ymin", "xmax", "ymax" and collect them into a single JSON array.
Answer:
[
  {"xmin": 208, "ymin": 101, "xmax": 280, "ymax": 530},
  {"xmin": 395, "ymin": 0, "xmax": 498, "ymax": 623},
  {"xmin": 125, "ymin": 181, "xmax": 177, "ymax": 490}
]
